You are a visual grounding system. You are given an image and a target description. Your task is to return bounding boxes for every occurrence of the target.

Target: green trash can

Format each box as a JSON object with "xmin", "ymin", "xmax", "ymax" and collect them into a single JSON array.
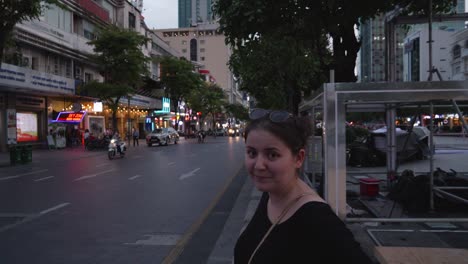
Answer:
[
  {"xmin": 21, "ymin": 145, "xmax": 33, "ymax": 163},
  {"xmin": 9, "ymin": 146, "xmax": 22, "ymax": 165}
]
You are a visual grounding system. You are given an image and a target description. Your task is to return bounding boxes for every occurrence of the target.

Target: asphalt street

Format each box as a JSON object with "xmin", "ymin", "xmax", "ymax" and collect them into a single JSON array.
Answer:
[{"xmin": 0, "ymin": 136, "xmax": 246, "ymax": 264}]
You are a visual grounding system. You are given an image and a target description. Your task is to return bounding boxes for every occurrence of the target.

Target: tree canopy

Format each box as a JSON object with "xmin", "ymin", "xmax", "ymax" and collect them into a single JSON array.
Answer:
[
  {"xmin": 83, "ymin": 25, "xmax": 149, "ymax": 131},
  {"xmin": 159, "ymin": 56, "xmax": 204, "ymax": 121},
  {"xmin": 186, "ymin": 83, "xmax": 227, "ymax": 129},
  {"xmin": 0, "ymin": 0, "xmax": 60, "ymax": 65},
  {"xmin": 213, "ymin": 0, "xmax": 456, "ymax": 113}
]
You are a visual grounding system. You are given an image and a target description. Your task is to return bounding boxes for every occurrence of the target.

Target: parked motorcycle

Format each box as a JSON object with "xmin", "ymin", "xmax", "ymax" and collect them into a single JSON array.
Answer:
[
  {"xmin": 86, "ymin": 135, "xmax": 110, "ymax": 151},
  {"xmin": 108, "ymin": 138, "xmax": 126, "ymax": 160}
]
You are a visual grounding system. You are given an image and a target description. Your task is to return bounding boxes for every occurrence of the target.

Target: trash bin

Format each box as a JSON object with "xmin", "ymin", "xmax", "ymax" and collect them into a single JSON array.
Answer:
[
  {"xmin": 9, "ymin": 146, "xmax": 22, "ymax": 165},
  {"xmin": 21, "ymin": 145, "xmax": 33, "ymax": 163}
]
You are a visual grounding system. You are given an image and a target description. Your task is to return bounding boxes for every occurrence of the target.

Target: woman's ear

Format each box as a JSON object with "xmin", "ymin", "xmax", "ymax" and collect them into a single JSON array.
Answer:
[{"xmin": 295, "ymin": 148, "xmax": 306, "ymax": 168}]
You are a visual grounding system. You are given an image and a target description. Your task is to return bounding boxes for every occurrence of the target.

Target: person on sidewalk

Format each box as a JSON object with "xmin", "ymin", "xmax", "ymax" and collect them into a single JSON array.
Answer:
[
  {"xmin": 234, "ymin": 108, "xmax": 373, "ymax": 264},
  {"xmin": 132, "ymin": 127, "xmax": 139, "ymax": 147}
]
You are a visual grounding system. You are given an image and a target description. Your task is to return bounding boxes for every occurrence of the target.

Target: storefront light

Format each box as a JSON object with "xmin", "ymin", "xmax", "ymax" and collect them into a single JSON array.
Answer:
[{"xmin": 93, "ymin": 102, "xmax": 103, "ymax": 112}]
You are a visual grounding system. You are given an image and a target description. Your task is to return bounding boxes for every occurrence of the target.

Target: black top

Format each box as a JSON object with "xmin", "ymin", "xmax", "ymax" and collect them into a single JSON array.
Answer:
[{"xmin": 234, "ymin": 193, "xmax": 373, "ymax": 264}]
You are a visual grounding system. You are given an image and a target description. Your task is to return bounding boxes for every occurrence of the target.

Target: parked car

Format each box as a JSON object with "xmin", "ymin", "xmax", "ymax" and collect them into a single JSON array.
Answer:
[{"xmin": 146, "ymin": 127, "xmax": 179, "ymax": 146}]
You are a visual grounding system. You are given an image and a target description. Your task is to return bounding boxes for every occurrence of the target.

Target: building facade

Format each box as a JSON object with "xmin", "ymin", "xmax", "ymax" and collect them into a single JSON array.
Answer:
[
  {"xmin": 359, "ymin": 14, "xmax": 407, "ymax": 82},
  {"xmin": 153, "ymin": 24, "xmax": 244, "ymax": 105},
  {"xmin": 0, "ymin": 0, "xmax": 178, "ymax": 152},
  {"xmin": 403, "ymin": 28, "xmax": 454, "ymax": 81},
  {"xmin": 178, "ymin": 0, "xmax": 215, "ymax": 28}
]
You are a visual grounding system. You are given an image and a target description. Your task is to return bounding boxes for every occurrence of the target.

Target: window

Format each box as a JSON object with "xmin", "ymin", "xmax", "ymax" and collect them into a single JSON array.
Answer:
[
  {"xmin": 190, "ymin": 39, "xmax": 198, "ymax": 61},
  {"xmin": 182, "ymin": 40, "xmax": 187, "ymax": 45},
  {"xmin": 201, "ymin": 56, "xmax": 205, "ymax": 61},
  {"xmin": 182, "ymin": 49, "xmax": 187, "ymax": 53},
  {"xmin": 128, "ymin": 12, "xmax": 136, "ymax": 29},
  {"xmin": 31, "ymin": 57, "xmax": 38, "ymax": 70},
  {"xmin": 200, "ymin": 48, "xmax": 205, "ymax": 53},
  {"xmin": 85, "ymin": 72, "xmax": 93, "ymax": 83},
  {"xmin": 200, "ymin": 40, "xmax": 205, "ymax": 44},
  {"xmin": 453, "ymin": 45, "xmax": 461, "ymax": 59}
]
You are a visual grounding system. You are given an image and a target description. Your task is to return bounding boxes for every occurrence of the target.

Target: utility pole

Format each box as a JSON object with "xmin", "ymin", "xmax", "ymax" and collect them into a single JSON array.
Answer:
[{"xmin": 127, "ymin": 96, "xmax": 131, "ymax": 147}]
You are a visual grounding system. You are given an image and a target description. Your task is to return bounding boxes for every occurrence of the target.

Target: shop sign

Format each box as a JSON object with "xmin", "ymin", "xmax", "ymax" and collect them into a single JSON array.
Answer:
[
  {"xmin": 93, "ymin": 101, "xmax": 103, "ymax": 112},
  {"xmin": 121, "ymin": 94, "xmax": 161, "ymax": 109},
  {"xmin": 7, "ymin": 109, "xmax": 17, "ymax": 144},
  {"xmin": 55, "ymin": 111, "xmax": 86, "ymax": 123},
  {"xmin": 16, "ymin": 95, "xmax": 45, "ymax": 108},
  {"xmin": 0, "ymin": 63, "xmax": 75, "ymax": 94},
  {"xmin": 154, "ymin": 97, "xmax": 170, "ymax": 114}
]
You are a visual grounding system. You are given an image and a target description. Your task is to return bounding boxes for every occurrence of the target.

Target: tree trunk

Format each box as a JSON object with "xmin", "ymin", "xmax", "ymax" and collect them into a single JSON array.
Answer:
[
  {"xmin": 112, "ymin": 111, "xmax": 117, "ymax": 135},
  {"xmin": 332, "ymin": 23, "xmax": 360, "ymax": 83}
]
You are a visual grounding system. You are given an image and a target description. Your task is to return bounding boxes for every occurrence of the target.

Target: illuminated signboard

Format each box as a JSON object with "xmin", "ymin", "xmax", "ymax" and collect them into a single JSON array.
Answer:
[
  {"xmin": 154, "ymin": 97, "xmax": 170, "ymax": 114},
  {"xmin": 55, "ymin": 111, "xmax": 86, "ymax": 123}
]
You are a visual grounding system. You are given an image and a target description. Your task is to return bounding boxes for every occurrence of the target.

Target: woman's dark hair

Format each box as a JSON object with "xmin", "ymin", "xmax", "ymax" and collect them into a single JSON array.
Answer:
[{"xmin": 244, "ymin": 114, "xmax": 312, "ymax": 154}]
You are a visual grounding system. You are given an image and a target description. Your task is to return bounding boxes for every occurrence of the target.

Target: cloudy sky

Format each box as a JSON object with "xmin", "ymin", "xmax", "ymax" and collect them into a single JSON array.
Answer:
[{"xmin": 142, "ymin": 1, "xmax": 178, "ymax": 29}]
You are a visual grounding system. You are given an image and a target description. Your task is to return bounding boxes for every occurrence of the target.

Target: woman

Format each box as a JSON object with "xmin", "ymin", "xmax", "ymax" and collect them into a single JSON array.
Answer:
[{"xmin": 234, "ymin": 108, "xmax": 373, "ymax": 264}]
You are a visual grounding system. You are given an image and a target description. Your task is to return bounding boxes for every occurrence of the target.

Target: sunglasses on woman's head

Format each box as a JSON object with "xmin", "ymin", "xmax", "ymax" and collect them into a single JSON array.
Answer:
[{"xmin": 249, "ymin": 108, "xmax": 292, "ymax": 122}]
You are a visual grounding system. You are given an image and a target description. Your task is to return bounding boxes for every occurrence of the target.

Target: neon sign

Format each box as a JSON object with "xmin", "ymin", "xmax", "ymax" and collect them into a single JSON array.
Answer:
[
  {"xmin": 154, "ymin": 97, "xmax": 170, "ymax": 114},
  {"xmin": 55, "ymin": 111, "xmax": 86, "ymax": 123}
]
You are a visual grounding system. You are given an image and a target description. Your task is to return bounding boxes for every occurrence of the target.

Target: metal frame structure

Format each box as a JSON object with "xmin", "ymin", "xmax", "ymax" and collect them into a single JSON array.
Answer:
[{"xmin": 299, "ymin": 81, "xmax": 468, "ymax": 219}]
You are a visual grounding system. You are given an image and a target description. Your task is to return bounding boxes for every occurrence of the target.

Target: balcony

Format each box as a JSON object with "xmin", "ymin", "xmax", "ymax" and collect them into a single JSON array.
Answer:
[{"xmin": 76, "ymin": 0, "xmax": 110, "ymax": 22}]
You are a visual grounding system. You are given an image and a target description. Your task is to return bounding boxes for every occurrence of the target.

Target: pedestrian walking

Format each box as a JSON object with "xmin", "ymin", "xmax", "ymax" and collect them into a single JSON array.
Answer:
[
  {"xmin": 234, "ymin": 108, "xmax": 372, "ymax": 264},
  {"xmin": 133, "ymin": 127, "xmax": 139, "ymax": 146}
]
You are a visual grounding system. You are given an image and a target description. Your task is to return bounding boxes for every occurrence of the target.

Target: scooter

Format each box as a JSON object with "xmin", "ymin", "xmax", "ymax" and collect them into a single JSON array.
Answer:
[{"xmin": 108, "ymin": 138, "xmax": 126, "ymax": 160}]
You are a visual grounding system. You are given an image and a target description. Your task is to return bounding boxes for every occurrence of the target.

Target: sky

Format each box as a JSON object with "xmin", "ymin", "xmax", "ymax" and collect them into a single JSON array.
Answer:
[
  {"xmin": 141, "ymin": 1, "xmax": 468, "ymax": 30},
  {"xmin": 142, "ymin": 1, "xmax": 178, "ymax": 29}
]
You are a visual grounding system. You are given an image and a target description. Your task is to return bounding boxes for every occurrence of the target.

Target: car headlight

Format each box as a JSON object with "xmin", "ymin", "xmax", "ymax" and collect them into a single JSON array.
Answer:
[{"xmin": 111, "ymin": 139, "xmax": 116, "ymax": 143}]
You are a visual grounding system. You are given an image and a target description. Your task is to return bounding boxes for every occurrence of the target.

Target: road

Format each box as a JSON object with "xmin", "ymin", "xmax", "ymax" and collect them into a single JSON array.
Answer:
[{"xmin": 0, "ymin": 136, "xmax": 246, "ymax": 264}]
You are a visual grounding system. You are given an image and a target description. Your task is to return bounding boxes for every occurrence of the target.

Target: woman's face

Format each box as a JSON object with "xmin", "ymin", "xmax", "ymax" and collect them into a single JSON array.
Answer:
[{"xmin": 245, "ymin": 129, "xmax": 305, "ymax": 193}]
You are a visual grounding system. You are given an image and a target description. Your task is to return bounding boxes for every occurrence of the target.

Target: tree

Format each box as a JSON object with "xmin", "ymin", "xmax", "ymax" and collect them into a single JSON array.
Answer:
[
  {"xmin": 159, "ymin": 56, "xmax": 204, "ymax": 129},
  {"xmin": 83, "ymin": 25, "xmax": 149, "ymax": 132},
  {"xmin": 224, "ymin": 103, "xmax": 249, "ymax": 121},
  {"xmin": 213, "ymin": 0, "xmax": 455, "ymax": 112},
  {"xmin": 186, "ymin": 83, "xmax": 227, "ymax": 131},
  {"xmin": 0, "ymin": 0, "xmax": 60, "ymax": 67},
  {"xmin": 228, "ymin": 33, "xmax": 329, "ymax": 114}
]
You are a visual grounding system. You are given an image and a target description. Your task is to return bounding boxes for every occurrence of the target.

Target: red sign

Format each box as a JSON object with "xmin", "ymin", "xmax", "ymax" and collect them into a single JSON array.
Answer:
[{"xmin": 55, "ymin": 111, "xmax": 86, "ymax": 123}]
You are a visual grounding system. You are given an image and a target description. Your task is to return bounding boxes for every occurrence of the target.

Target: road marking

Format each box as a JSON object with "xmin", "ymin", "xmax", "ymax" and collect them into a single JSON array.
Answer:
[
  {"xmin": 96, "ymin": 163, "xmax": 110, "ymax": 168},
  {"xmin": 179, "ymin": 168, "xmax": 201, "ymax": 180},
  {"xmin": 125, "ymin": 234, "xmax": 182, "ymax": 246},
  {"xmin": 168, "ymin": 162, "xmax": 176, "ymax": 166},
  {"xmin": 74, "ymin": 169, "xmax": 115, "ymax": 181},
  {"xmin": 128, "ymin": 175, "xmax": 142, "ymax": 180},
  {"xmin": 0, "ymin": 169, "xmax": 49, "ymax": 181},
  {"xmin": 0, "ymin": 203, "xmax": 70, "ymax": 234},
  {"xmin": 162, "ymin": 164, "xmax": 243, "ymax": 264},
  {"xmin": 40, "ymin": 203, "xmax": 70, "ymax": 215},
  {"xmin": 34, "ymin": 176, "xmax": 55, "ymax": 182}
]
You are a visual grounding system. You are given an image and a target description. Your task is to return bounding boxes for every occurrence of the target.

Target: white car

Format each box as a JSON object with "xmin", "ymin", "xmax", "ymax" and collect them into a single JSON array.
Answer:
[{"xmin": 146, "ymin": 127, "xmax": 179, "ymax": 146}]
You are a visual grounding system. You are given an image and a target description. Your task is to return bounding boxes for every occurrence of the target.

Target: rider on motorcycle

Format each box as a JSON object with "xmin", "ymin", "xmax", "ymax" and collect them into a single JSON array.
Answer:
[
  {"xmin": 112, "ymin": 132, "xmax": 123, "ymax": 153},
  {"xmin": 198, "ymin": 130, "xmax": 206, "ymax": 138}
]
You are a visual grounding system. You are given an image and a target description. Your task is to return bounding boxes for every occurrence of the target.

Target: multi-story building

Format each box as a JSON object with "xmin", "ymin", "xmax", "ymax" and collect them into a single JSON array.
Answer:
[
  {"xmin": 153, "ymin": 24, "xmax": 244, "ymax": 105},
  {"xmin": 0, "ymin": 0, "xmax": 178, "ymax": 152},
  {"xmin": 179, "ymin": 0, "xmax": 215, "ymax": 28},
  {"xmin": 450, "ymin": 28, "xmax": 468, "ymax": 80},
  {"xmin": 403, "ymin": 28, "xmax": 454, "ymax": 81},
  {"xmin": 359, "ymin": 14, "xmax": 407, "ymax": 82}
]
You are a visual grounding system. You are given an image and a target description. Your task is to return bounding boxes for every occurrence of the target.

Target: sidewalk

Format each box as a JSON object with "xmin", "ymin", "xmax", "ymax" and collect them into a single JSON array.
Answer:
[{"xmin": 206, "ymin": 135, "xmax": 468, "ymax": 263}]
